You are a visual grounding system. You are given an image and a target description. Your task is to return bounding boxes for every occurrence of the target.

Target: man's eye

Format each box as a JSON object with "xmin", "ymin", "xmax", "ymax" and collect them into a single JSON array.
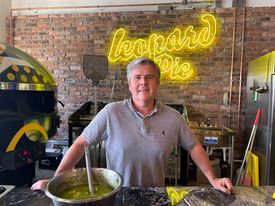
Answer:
[
  {"xmin": 133, "ymin": 76, "xmax": 141, "ymax": 80},
  {"xmin": 146, "ymin": 75, "xmax": 154, "ymax": 80}
]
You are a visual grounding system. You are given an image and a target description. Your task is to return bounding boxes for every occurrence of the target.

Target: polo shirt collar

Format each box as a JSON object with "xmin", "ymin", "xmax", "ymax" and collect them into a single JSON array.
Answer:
[{"xmin": 127, "ymin": 98, "xmax": 159, "ymax": 118}]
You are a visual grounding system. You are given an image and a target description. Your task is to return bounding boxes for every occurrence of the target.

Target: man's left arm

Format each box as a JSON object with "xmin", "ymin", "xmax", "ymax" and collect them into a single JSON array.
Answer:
[{"xmin": 189, "ymin": 142, "xmax": 233, "ymax": 194}]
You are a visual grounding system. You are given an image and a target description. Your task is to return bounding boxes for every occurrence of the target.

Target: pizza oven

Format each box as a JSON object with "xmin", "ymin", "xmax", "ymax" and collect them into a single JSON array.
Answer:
[{"xmin": 0, "ymin": 42, "xmax": 60, "ymax": 186}]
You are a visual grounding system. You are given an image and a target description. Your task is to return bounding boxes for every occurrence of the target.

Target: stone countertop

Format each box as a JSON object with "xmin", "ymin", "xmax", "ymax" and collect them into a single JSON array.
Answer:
[
  {"xmin": 167, "ymin": 186, "xmax": 275, "ymax": 205},
  {"xmin": 0, "ymin": 185, "xmax": 274, "ymax": 206},
  {"xmin": 0, "ymin": 187, "xmax": 169, "ymax": 206}
]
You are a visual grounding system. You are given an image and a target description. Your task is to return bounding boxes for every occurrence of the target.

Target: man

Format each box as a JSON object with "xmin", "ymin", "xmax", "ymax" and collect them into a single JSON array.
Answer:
[{"xmin": 32, "ymin": 57, "xmax": 233, "ymax": 194}]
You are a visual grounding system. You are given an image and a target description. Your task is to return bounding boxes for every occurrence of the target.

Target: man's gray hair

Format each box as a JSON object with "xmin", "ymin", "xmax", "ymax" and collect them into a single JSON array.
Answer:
[{"xmin": 126, "ymin": 57, "xmax": 161, "ymax": 83}]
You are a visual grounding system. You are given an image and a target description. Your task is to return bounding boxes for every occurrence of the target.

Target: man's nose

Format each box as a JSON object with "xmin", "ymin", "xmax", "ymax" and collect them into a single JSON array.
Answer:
[{"xmin": 140, "ymin": 76, "xmax": 147, "ymax": 84}]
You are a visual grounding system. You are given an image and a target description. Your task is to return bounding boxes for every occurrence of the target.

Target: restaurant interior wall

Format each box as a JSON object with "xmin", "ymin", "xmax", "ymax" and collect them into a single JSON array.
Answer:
[{"xmin": 4, "ymin": 5, "xmax": 275, "ymax": 157}]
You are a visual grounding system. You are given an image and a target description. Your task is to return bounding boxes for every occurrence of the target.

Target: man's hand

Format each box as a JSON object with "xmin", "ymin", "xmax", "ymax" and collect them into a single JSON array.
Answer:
[
  {"xmin": 189, "ymin": 143, "xmax": 233, "ymax": 194},
  {"xmin": 31, "ymin": 136, "xmax": 86, "ymax": 191},
  {"xmin": 31, "ymin": 179, "xmax": 49, "ymax": 191},
  {"xmin": 210, "ymin": 177, "xmax": 233, "ymax": 194}
]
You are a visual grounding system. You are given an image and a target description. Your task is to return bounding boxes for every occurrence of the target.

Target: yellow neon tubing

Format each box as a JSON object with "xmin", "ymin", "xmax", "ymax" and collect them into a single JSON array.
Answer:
[
  {"xmin": 108, "ymin": 13, "xmax": 217, "ymax": 63},
  {"xmin": 6, "ymin": 123, "xmax": 48, "ymax": 152}
]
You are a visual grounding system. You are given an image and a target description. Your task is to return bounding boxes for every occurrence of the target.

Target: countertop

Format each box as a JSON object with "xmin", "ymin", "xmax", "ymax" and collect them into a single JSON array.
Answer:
[{"xmin": 0, "ymin": 185, "xmax": 274, "ymax": 206}]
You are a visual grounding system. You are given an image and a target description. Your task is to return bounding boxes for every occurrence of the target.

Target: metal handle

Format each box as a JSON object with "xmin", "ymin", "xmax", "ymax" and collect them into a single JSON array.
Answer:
[
  {"xmin": 84, "ymin": 143, "xmax": 94, "ymax": 195},
  {"xmin": 256, "ymin": 84, "xmax": 268, "ymax": 93}
]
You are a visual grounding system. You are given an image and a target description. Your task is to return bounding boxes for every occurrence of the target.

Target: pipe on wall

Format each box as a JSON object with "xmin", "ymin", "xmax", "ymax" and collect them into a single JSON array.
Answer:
[
  {"xmin": 237, "ymin": 8, "xmax": 246, "ymax": 133},
  {"xmin": 9, "ymin": 8, "xmax": 13, "ymax": 45},
  {"xmin": 227, "ymin": 7, "xmax": 237, "ymax": 128},
  {"xmin": 8, "ymin": 2, "xmax": 183, "ymax": 46}
]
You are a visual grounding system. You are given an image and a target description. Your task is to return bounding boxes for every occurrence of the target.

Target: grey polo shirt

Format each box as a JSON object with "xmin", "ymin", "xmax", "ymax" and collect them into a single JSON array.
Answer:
[{"xmin": 82, "ymin": 98, "xmax": 197, "ymax": 186}]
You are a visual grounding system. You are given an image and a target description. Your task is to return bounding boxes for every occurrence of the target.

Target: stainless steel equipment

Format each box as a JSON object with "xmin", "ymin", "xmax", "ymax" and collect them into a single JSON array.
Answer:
[
  {"xmin": 0, "ymin": 185, "xmax": 14, "ymax": 199},
  {"xmin": 245, "ymin": 51, "xmax": 275, "ymax": 185},
  {"xmin": 190, "ymin": 126, "xmax": 235, "ymax": 180},
  {"xmin": 45, "ymin": 168, "xmax": 122, "ymax": 206},
  {"xmin": 191, "ymin": 126, "xmax": 235, "ymax": 147},
  {"xmin": 0, "ymin": 42, "xmax": 60, "ymax": 186}
]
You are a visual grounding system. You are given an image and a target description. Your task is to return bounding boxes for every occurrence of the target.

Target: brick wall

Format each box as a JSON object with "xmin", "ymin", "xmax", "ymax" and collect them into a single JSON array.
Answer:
[{"xmin": 6, "ymin": 7, "xmax": 275, "ymax": 146}]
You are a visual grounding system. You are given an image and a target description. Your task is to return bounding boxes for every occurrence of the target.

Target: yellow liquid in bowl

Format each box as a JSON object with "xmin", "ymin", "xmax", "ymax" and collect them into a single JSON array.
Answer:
[{"xmin": 58, "ymin": 184, "xmax": 113, "ymax": 200}]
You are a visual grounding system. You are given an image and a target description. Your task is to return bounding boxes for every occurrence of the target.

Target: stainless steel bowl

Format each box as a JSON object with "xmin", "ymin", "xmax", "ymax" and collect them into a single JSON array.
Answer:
[{"xmin": 45, "ymin": 168, "xmax": 122, "ymax": 206}]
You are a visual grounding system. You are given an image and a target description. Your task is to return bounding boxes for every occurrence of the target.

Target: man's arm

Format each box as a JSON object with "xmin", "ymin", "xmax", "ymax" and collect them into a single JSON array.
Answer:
[
  {"xmin": 54, "ymin": 135, "xmax": 85, "ymax": 175},
  {"xmin": 189, "ymin": 142, "xmax": 233, "ymax": 194},
  {"xmin": 31, "ymin": 135, "xmax": 86, "ymax": 190}
]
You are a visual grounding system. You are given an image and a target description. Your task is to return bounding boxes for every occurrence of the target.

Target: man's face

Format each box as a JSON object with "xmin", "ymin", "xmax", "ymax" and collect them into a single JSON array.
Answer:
[{"xmin": 128, "ymin": 64, "xmax": 159, "ymax": 104}]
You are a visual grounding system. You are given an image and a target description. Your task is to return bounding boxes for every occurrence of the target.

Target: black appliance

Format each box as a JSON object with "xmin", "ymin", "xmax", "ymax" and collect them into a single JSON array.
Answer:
[
  {"xmin": 0, "ymin": 42, "xmax": 59, "ymax": 186},
  {"xmin": 68, "ymin": 101, "xmax": 106, "ymax": 147}
]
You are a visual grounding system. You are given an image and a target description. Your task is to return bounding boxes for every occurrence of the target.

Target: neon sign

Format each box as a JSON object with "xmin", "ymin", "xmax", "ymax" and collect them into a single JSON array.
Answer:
[{"xmin": 108, "ymin": 14, "xmax": 218, "ymax": 81}]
